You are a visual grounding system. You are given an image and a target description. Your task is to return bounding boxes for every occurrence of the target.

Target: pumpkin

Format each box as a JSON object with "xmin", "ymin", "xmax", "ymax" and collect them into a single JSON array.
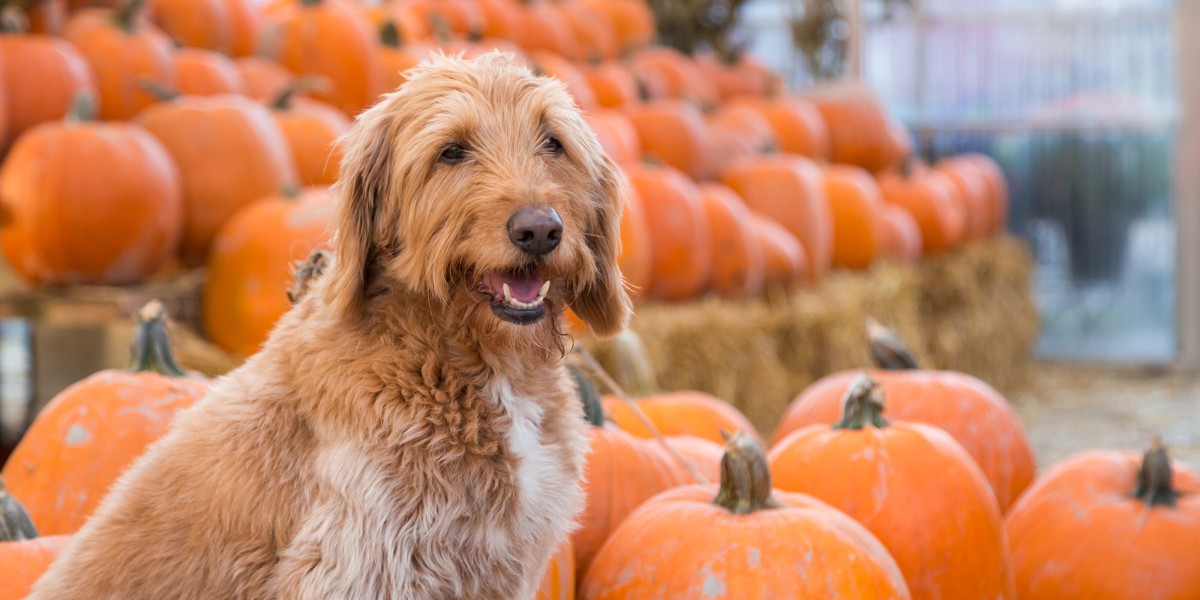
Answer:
[
  {"xmin": 957, "ymin": 153, "xmax": 1008, "ymax": 236},
  {"xmin": 173, "ymin": 47, "xmax": 244, "ymax": 96},
  {"xmin": 822, "ymin": 164, "xmax": 885, "ymax": 270},
  {"xmin": 728, "ymin": 95, "xmax": 830, "ymax": 159},
  {"xmin": 584, "ymin": 109, "xmax": 641, "ymax": 165},
  {"xmin": 135, "ymin": 90, "xmax": 298, "ymax": 265},
  {"xmin": 622, "ymin": 162, "xmax": 711, "ymax": 301},
  {"xmin": 527, "ymin": 50, "xmax": 596, "ymax": 109},
  {"xmin": 769, "ymin": 375, "xmax": 1016, "ymax": 600},
  {"xmin": 617, "ymin": 185, "xmax": 653, "ymax": 299},
  {"xmin": 599, "ymin": 330, "xmax": 760, "ymax": 444},
  {"xmin": 557, "ymin": 0, "xmax": 617, "ymax": 61},
  {"xmin": 751, "ymin": 213, "xmax": 808, "ymax": 290},
  {"xmin": 878, "ymin": 203, "xmax": 922, "ymax": 263},
  {"xmin": 581, "ymin": 432, "xmax": 912, "ymax": 599},
  {"xmin": 375, "ymin": 21, "xmax": 432, "ymax": 96},
  {"xmin": 221, "ymin": 0, "xmax": 261, "ymax": 56},
  {"xmin": 62, "ymin": 0, "xmax": 175, "ymax": 120},
  {"xmin": 582, "ymin": 60, "xmax": 640, "ymax": 108},
  {"xmin": 0, "ymin": 483, "xmax": 71, "ymax": 600},
  {"xmin": 148, "ymin": 0, "xmax": 230, "ymax": 52},
  {"xmin": 698, "ymin": 182, "xmax": 765, "ymax": 299},
  {"xmin": 809, "ymin": 83, "xmax": 895, "ymax": 172},
  {"xmin": 202, "ymin": 187, "xmax": 334, "ymax": 357},
  {"xmin": 0, "ymin": 95, "xmax": 182, "ymax": 285},
  {"xmin": 704, "ymin": 104, "xmax": 775, "ymax": 173},
  {"xmin": 720, "ymin": 154, "xmax": 832, "ymax": 280},
  {"xmin": 2, "ymin": 301, "xmax": 210, "ymax": 535},
  {"xmin": 658, "ymin": 435, "xmax": 723, "ymax": 482},
  {"xmin": 234, "ymin": 56, "xmax": 294, "ymax": 101},
  {"xmin": 514, "ymin": 1, "xmax": 578, "ymax": 60},
  {"xmin": 476, "ymin": 0, "xmax": 524, "ymax": 40},
  {"xmin": 395, "ymin": 0, "xmax": 483, "ymax": 40},
  {"xmin": 23, "ymin": 0, "xmax": 66, "ymax": 35},
  {"xmin": 629, "ymin": 46, "xmax": 718, "ymax": 108},
  {"xmin": 579, "ymin": 0, "xmax": 653, "ymax": 52},
  {"xmin": 694, "ymin": 50, "xmax": 781, "ymax": 101},
  {"xmin": 535, "ymin": 540, "xmax": 575, "ymax": 600},
  {"xmin": 934, "ymin": 157, "xmax": 990, "ymax": 241},
  {"xmin": 0, "ymin": 18, "xmax": 94, "ymax": 142},
  {"xmin": 624, "ymin": 99, "xmax": 713, "ymax": 180},
  {"xmin": 1005, "ymin": 440, "xmax": 1200, "ymax": 599},
  {"xmin": 269, "ymin": 80, "xmax": 350, "ymax": 186},
  {"xmin": 879, "ymin": 118, "xmax": 913, "ymax": 172},
  {"xmin": 773, "ymin": 319, "xmax": 1036, "ymax": 513},
  {"xmin": 569, "ymin": 367, "xmax": 691, "ymax": 581},
  {"xmin": 265, "ymin": 0, "xmax": 381, "ymax": 116},
  {"xmin": 876, "ymin": 162, "xmax": 965, "ymax": 255}
]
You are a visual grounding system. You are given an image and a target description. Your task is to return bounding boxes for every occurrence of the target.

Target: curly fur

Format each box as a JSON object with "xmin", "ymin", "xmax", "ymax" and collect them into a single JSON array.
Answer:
[{"xmin": 29, "ymin": 52, "xmax": 631, "ymax": 599}]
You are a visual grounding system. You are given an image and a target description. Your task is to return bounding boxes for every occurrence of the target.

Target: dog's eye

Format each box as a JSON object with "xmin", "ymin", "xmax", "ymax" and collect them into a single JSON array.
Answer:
[
  {"xmin": 439, "ymin": 143, "xmax": 467, "ymax": 165},
  {"xmin": 542, "ymin": 135, "xmax": 563, "ymax": 155}
]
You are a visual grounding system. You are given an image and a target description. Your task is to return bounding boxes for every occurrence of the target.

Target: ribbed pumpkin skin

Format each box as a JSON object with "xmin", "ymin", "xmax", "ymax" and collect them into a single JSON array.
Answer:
[
  {"xmin": 773, "ymin": 370, "xmax": 1036, "ymax": 514},
  {"xmin": 202, "ymin": 188, "xmax": 333, "ymax": 357},
  {"xmin": 149, "ymin": 0, "xmax": 230, "ymax": 52},
  {"xmin": 583, "ymin": 61, "xmax": 640, "ymax": 108},
  {"xmin": 234, "ymin": 57, "xmax": 293, "ymax": 101},
  {"xmin": 622, "ymin": 163, "xmax": 711, "ymax": 301},
  {"xmin": 698, "ymin": 182, "xmax": 765, "ymax": 299},
  {"xmin": 0, "ymin": 119, "xmax": 183, "ymax": 285},
  {"xmin": 729, "ymin": 95, "xmax": 830, "ymax": 160},
  {"xmin": 823, "ymin": 164, "xmax": 885, "ymax": 270},
  {"xmin": 624, "ymin": 99, "xmax": 713, "ymax": 181},
  {"xmin": 879, "ymin": 203, "xmax": 922, "ymax": 263},
  {"xmin": 958, "ymin": 153, "xmax": 1009, "ymax": 236},
  {"xmin": 751, "ymin": 213, "xmax": 808, "ymax": 289},
  {"xmin": 585, "ymin": 109, "xmax": 641, "ymax": 165},
  {"xmin": 0, "ymin": 534, "xmax": 72, "ymax": 600},
  {"xmin": 221, "ymin": 0, "xmax": 260, "ymax": 56},
  {"xmin": 273, "ymin": 97, "xmax": 350, "ymax": 186},
  {"xmin": 63, "ymin": 7, "xmax": 175, "ymax": 120},
  {"xmin": 174, "ymin": 48, "xmax": 244, "ymax": 96},
  {"xmin": 769, "ymin": 421, "xmax": 1016, "ymax": 600},
  {"xmin": 135, "ymin": 94, "xmax": 298, "ymax": 265},
  {"xmin": 616, "ymin": 186, "xmax": 653, "ymax": 299},
  {"xmin": 877, "ymin": 167, "xmax": 964, "ymax": 255},
  {"xmin": 535, "ymin": 540, "xmax": 575, "ymax": 600},
  {"xmin": 935, "ymin": 159, "xmax": 990, "ymax": 240},
  {"xmin": 580, "ymin": 485, "xmax": 911, "ymax": 599},
  {"xmin": 1005, "ymin": 451, "xmax": 1200, "ymax": 600},
  {"xmin": 602, "ymin": 391, "xmax": 760, "ymax": 445},
  {"xmin": 0, "ymin": 34, "xmax": 94, "ymax": 141}
]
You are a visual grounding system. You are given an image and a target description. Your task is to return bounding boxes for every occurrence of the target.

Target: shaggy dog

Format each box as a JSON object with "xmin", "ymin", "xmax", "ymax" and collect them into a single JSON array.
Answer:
[{"xmin": 30, "ymin": 52, "xmax": 631, "ymax": 599}]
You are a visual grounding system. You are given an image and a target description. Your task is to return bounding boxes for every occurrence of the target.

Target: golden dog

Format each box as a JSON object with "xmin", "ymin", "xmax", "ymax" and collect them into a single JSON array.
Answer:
[{"xmin": 30, "ymin": 52, "xmax": 631, "ymax": 599}]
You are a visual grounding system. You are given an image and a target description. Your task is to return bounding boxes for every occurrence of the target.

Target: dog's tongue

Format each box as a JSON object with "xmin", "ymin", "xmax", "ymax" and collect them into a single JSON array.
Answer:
[{"xmin": 484, "ymin": 270, "xmax": 544, "ymax": 302}]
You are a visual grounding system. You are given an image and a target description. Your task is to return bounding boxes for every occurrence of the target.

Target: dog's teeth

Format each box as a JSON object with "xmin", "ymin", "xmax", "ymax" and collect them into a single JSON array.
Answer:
[
  {"xmin": 538, "ymin": 280, "xmax": 551, "ymax": 299},
  {"xmin": 502, "ymin": 283, "xmax": 513, "ymax": 303}
]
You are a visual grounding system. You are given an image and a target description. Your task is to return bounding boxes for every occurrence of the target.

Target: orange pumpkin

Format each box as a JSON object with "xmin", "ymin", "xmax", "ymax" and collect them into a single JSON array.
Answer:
[
  {"xmin": 878, "ymin": 203, "xmax": 922, "ymax": 263},
  {"xmin": 476, "ymin": 0, "xmax": 524, "ymax": 40},
  {"xmin": 265, "ymin": 0, "xmax": 381, "ymax": 116},
  {"xmin": 876, "ymin": 163, "xmax": 965, "ymax": 255},
  {"xmin": 514, "ymin": 1, "xmax": 578, "ymax": 60},
  {"xmin": 698, "ymin": 182, "xmax": 765, "ymax": 298},
  {"xmin": 624, "ymin": 99, "xmax": 712, "ymax": 180},
  {"xmin": 557, "ymin": 0, "xmax": 617, "ymax": 61},
  {"xmin": 394, "ymin": 0, "xmax": 483, "ymax": 40},
  {"xmin": 234, "ymin": 56, "xmax": 294, "ymax": 102},
  {"xmin": 174, "ymin": 47, "xmax": 244, "ymax": 96},
  {"xmin": 751, "ymin": 213, "xmax": 808, "ymax": 290},
  {"xmin": 958, "ymin": 153, "xmax": 1009, "ymax": 236},
  {"xmin": 822, "ymin": 164, "xmax": 885, "ymax": 270},
  {"xmin": 629, "ymin": 46, "xmax": 718, "ymax": 108},
  {"xmin": 528, "ymin": 50, "xmax": 596, "ymax": 109},
  {"xmin": 24, "ymin": 0, "xmax": 67, "ymax": 35},
  {"xmin": 221, "ymin": 0, "xmax": 260, "ymax": 56},
  {"xmin": 660, "ymin": 435, "xmax": 723, "ymax": 482},
  {"xmin": 729, "ymin": 95, "xmax": 830, "ymax": 159},
  {"xmin": 720, "ymin": 154, "xmax": 832, "ymax": 280},
  {"xmin": 135, "ymin": 91, "xmax": 298, "ymax": 265},
  {"xmin": 62, "ymin": 0, "xmax": 175, "ymax": 120},
  {"xmin": 617, "ymin": 185, "xmax": 653, "ymax": 299},
  {"xmin": 0, "ymin": 485, "xmax": 71, "ymax": 600},
  {"xmin": 579, "ymin": 0, "xmax": 653, "ymax": 52},
  {"xmin": 581, "ymin": 432, "xmax": 912, "ymax": 599},
  {"xmin": 535, "ymin": 540, "xmax": 574, "ymax": 600},
  {"xmin": 1005, "ymin": 440, "xmax": 1200, "ymax": 600},
  {"xmin": 582, "ymin": 60, "xmax": 640, "ymax": 108},
  {"xmin": 769, "ymin": 375, "xmax": 1016, "ymax": 600},
  {"xmin": 374, "ymin": 21, "xmax": 433, "ymax": 96},
  {"xmin": 704, "ymin": 104, "xmax": 775, "ymax": 174},
  {"xmin": 585, "ymin": 109, "xmax": 640, "ymax": 165},
  {"xmin": 935, "ymin": 158, "xmax": 990, "ymax": 241},
  {"xmin": 148, "ymin": 0, "xmax": 230, "ymax": 52},
  {"xmin": 2, "ymin": 302, "xmax": 210, "ymax": 535},
  {"xmin": 774, "ymin": 320, "xmax": 1036, "ymax": 513},
  {"xmin": 809, "ymin": 83, "xmax": 895, "ymax": 172},
  {"xmin": 696, "ymin": 51, "xmax": 782, "ymax": 101},
  {"xmin": 202, "ymin": 187, "xmax": 334, "ymax": 357},
  {"xmin": 0, "ymin": 95, "xmax": 182, "ymax": 285},
  {"xmin": 0, "ymin": 22, "xmax": 94, "ymax": 142},
  {"xmin": 269, "ymin": 80, "xmax": 350, "ymax": 186},
  {"xmin": 622, "ymin": 162, "xmax": 710, "ymax": 301}
]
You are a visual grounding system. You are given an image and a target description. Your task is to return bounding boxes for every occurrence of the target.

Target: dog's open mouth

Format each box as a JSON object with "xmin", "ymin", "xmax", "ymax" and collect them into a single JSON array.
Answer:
[{"xmin": 478, "ymin": 266, "xmax": 551, "ymax": 325}]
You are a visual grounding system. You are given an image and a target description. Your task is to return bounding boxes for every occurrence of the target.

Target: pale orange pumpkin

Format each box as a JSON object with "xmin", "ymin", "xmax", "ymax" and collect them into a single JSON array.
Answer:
[
  {"xmin": 269, "ymin": 79, "xmax": 351, "ymax": 186},
  {"xmin": 622, "ymin": 162, "xmax": 711, "ymax": 301},
  {"xmin": 0, "ymin": 483, "xmax": 71, "ymax": 600},
  {"xmin": 173, "ymin": 47, "xmax": 244, "ymax": 96}
]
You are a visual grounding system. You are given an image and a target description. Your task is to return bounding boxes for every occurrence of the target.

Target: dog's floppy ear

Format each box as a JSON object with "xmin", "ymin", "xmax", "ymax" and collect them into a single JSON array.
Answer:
[
  {"xmin": 568, "ymin": 154, "xmax": 633, "ymax": 336},
  {"xmin": 324, "ymin": 106, "xmax": 396, "ymax": 320}
]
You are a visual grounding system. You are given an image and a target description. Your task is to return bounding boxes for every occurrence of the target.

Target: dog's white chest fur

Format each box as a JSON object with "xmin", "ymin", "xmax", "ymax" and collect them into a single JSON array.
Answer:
[{"xmin": 491, "ymin": 378, "xmax": 555, "ymax": 512}]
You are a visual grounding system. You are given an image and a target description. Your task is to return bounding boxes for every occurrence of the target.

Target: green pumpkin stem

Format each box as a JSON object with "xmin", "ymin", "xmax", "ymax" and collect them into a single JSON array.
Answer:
[
  {"xmin": 609, "ymin": 329, "xmax": 659, "ymax": 397},
  {"xmin": 568, "ymin": 364, "xmax": 607, "ymax": 427},
  {"xmin": 287, "ymin": 250, "xmax": 332, "ymax": 305},
  {"xmin": 712, "ymin": 431, "xmax": 781, "ymax": 515},
  {"xmin": 379, "ymin": 21, "xmax": 403, "ymax": 48},
  {"xmin": 297, "ymin": 0, "xmax": 322, "ymax": 7},
  {"xmin": 0, "ymin": 479, "xmax": 39, "ymax": 542},
  {"xmin": 139, "ymin": 79, "xmax": 181, "ymax": 102},
  {"xmin": 113, "ymin": 0, "xmax": 146, "ymax": 33},
  {"xmin": 429, "ymin": 12, "xmax": 452, "ymax": 44},
  {"xmin": 127, "ymin": 300, "xmax": 187, "ymax": 377},
  {"xmin": 1134, "ymin": 437, "xmax": 1179, "ymax": 508},
  {"xmin": 270, "ymin": 76, "xmax": 330, "ymax": 111},
  {"xmin": 66, "ymin": 92, "xmax": 97, "ymax": 123},
  {"xmin": 0, "ymin": 6, "xmax": 28, "ymax": 33},
  {"xmin": 834, "ymin": 373, "xmax": 889, "ymax": 430},
  {"xmin": 866, "ymin": 317, "xmax": 920, "ymax": 370}
]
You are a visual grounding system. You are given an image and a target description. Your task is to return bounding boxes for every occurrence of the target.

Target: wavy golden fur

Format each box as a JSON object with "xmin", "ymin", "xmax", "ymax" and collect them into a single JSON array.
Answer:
[{"xmin": 30, "ymin": 52, "xmax": 631, "ymax": 599}]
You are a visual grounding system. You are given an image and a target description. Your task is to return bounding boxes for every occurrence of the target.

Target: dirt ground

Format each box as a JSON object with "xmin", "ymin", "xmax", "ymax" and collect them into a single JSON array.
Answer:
[{"xmin": 1013, "ymin": 363, "xmax": 1200, "ymax": 471}]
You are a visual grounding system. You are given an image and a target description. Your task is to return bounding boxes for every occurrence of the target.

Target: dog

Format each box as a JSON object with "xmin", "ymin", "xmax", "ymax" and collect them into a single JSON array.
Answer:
[{"xmin": 29, "ymin": 51, "xmax": 631, "ymax": 599}]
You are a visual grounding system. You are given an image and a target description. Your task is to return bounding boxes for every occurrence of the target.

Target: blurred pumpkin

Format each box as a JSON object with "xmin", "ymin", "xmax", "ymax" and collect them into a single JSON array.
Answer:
[
  {"xmin": 809, "ymin": 83, "xmax": 895, "ymax": 172},
  {"xmin": 728, "ymin": 95, "xmax": 829, "ymax": 160},
  {"xmin": 269, "ymin": 79, "xmax": 350, "ymax": 186},
  {"xmin": 514, "ymin": 0, "xmax": 578, "ymax": 61},
  {"xmin": 220, "ymin": 0, "xmax": 260, "ymax": 55},
  {"xmin": 528, "ymin": 50, "xmax": 597, "ymax": 109},
  {"xmin": 751, "ymin": 213, "xmax": 808, "ymax": 290},
  {"xmin": 822, "ymin": 164, "xmax": 885, "ymax": 270},
  {"xmin": 629, "ymin": 46, "xmax": 717, "ymax": 108},
  {"xmin": 578, "ymin": 0, "xmax": 653, "ymax": 52},
  {"xmin": 234, "ymin": 56, "xmax": 293, "ymax": 101},
  {"xmin": 148, "ymin": 0, "xmax": 230, "ymax": 52},
  {"xmin": 624, "ymin": 99, "xmax": 712, "ymax": 181},
  {"xmin": 957, "ymin": 153, "xmax": 1009, "ymax": 236},
  {"xmin": 0, "ymin": 17, "xmax": 94, "ymax": 142},
  {"xmin": 173, "ymin": 47, "xmax": 244, "ymax": 96},
  {"xmin": 582, "ymin": 60, "xmax": 640, "ymax": 108},
  {"xmin": 935, "ymin": 157, "xmax": 990, "ymax": 241},
  {"xmin": 535, "ymin": 540, "xmax": 574, "ymax": 600},
  {"xmin": 876, "ymin": 161, "xmax": 965, "ymax": 255},
  {"xmin": 698, "ymin": 182, "xmax": 765, "ymax": 299},
  {"xmin": 0, "ymin": 483, "xmax": 71, "ymax": 600},
  {"xmin": 585, "ymin": 109, "xmax": 641, "ymax": 165},
  {"xmin": 622, "ymin": 162, "xmax": 710, "ymax": 301},
  {"xmin": 878, "ymin": 203, "xmax": 922, "ymax": 263}
]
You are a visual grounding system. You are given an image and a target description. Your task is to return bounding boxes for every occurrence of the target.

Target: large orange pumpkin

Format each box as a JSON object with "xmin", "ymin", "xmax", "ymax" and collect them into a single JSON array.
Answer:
[
  {"xmin": 582, "ymin": 60, "xmax": 640, "ymax": 108},
  {"xmin": 584, "ymin": 109, "xmax": 640, "ymax": 165},
  {"xmin": 2, "ymin": 302, "xmax": 210, "ymax": 535},
  {"xmin": 202, "ymin": 187, "xmax": 334, "ymax": 357},
  {"xmin": 769, "ymin": 375, "xmax": 1016, "ymax": 600},
  {"xmin": 720, "ymin": 154, "xmax": 832, "ymax": 280},
  {"xmin": 265, "ymin": 0, "xmax": 381, "ymax": 116},
  {"xmin": 694, "ymin": 50, "xmax": 781, "ymax": 101},
  {"xmin": 148, "ymin": 0, "xmax": 230, "ymax": 52},
  {"xmin": 958, "ymin": 152, "xmax": 1009, "ymax": 236},
  {"xmin": 476, "ymin": 0, "xmax": 524, "ymax": 41},
  {"xmin": 878, "ymin": 203, "xmax": 922, "ymax": 263},
  {"xmin": 535, "ymin": 540, "xmax": 574, "ymax": 600},
  {"xmin": 729, "ymin": 95, "xmax": 830, "ymax": 159},
  {"xmin": 0, "ymin": 95, "xmax": 182, "ymax": 285},
  {"xmin": 624, "ymin": 99, "xmax": 713, "ymax": 180},
  {"xmin": 935, "ymin": 157, "xmax": 990, "ymax": 241},
  {"xmin": 823, "ymin": 164, "xmax": 885, "ymax": 270},
  {"xmin": 1005, "ymin": 440, "xmax": 1200, "ymax": 599},
  {"xmin": 269, "ymin": 80, "xmax": 350, "ymax": 186},
  {"xmin": 704, "ymin": 103, "xmax": 775, "ymax": 173},
  {"xmin": 514, "ymin": 0, "xmax": 578, "ymax": 60},
  {"xmin": 234, "ymin": 56, "xmax": 294, "ymax": 101},
  {"xmin": 220, "ymin": 0, "xmax": 260, "ymax": 56},
  {"xmin": 528, "ymin": 50, "xmax": 597, "ymax": 109},
  {"xmin": 557, "ymin": 0, "xmax": 617, "ymax": 61},
  {"xmin": 659, "ymin": 435, "xmax": 723, "ymax": 482},
  {"xmin": 374, "ymin": 21, "xmax": 434, "ymax": 96},
  {"xmin": 581, "ymin": 432, "xmax": 912, "ymax": 599},
  {"xmin": 876, "ymin": 163, "xmax": 964, "ymax": 255},
  {"xmin": 579, "ymin": 0, "xmax": 653, "ymax": 52},
  {"xmin": 622, "ymin": 162, "xmax": 710, "ymax": 301},
  {"xmin": 751, "ymin": 212, "xmax": 808, "ymax": 290},
  {"xmin": 135, "ymin": 91, "xmax": 298, "ymax": 265},
  {"xmin": 617, "ymin": 185, "xmax": 653, "ymax": 299},
  {"xmin": 773, "ymin": 320, "xmax": 1036, "ymax": 513},
  {"xmin": 569, "ymin": 368, "xmax": 691, "ymax": 581},
  {"xmin": 629, "ymin": 46, "xmax": 718, "ymax": 108},
  {"xmin": 0, "ymin": 22, "xmax": 94, "ymax": 143},
  {"xmin": 62, "ymin": 0, "xmax": 175, "ymax": 120},
  {"xmin": 173, "ymin": 47, "xmax": 244, "ymax": 96},
  {"xmin": 809, "ymin": 83, "xmax": 895, "ymax": 172},
  {"xmin": 0, "ymin": 484, "xmax": 71, "ymax": 600},
  {"xmin": 698, "ymin": 182, "xmax": 765, "ymax": 299}
]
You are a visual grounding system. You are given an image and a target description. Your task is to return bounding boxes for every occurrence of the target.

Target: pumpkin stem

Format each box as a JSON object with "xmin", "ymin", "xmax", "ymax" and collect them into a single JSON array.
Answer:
[
  {"xmin": 127, "ymin": 300, "xmax": 187, "ymax": 377},
  {"xmin": 568, "ymin": 363, "xmax": 607, "ymax": 427},
  {"xmin": 139, "ymin": 78, "xmax": 181, "ymax": 102},
  {"xmin": 0, "ymin": 479, "xmax": 39, "ymax": 542},
  {"xmin": 113, "ymin": 0, "xmax": 146, "ymax": 33},
  {"xmin": 270, "ymin": 76, "xmax": 331, "ymax": 111},
  {"xmin": 429, "ymin": 12, "xmax": 452, "ymax": 44},
  {"xmin": 297, "ymin": 0, "xmax": 322, "ymax": 7},
  {"xmin": 379, "ymin": 20, "xmax": 403, "ymax": 48},
  {"xmin": 1133, "ymin": 437, "xmax": 1179, "ymax": 508},
  {"xmin": 0, "ymin": 5, "xmax": 28, "ymax": 33},
  {"xmin": 288, "ymin": 250, "xmax": 332, "ymax": 305},
  {"xmin": 712, "ymin": 431, "xmax": 781, "ymax": 515},
  {"xmin": 608, "ymin": 329, "xmax": 659, "ymax": 397},
  {"xmin": 66, "ymin": 92, "xmax": 97, "ymax": 123},
  {"xmin": 866, "ymin": 317, "xmax": 920, "ymax": 370},
  {"xmin": 833, "ymin": 373, "xmax": 889, "ymax": 430}
]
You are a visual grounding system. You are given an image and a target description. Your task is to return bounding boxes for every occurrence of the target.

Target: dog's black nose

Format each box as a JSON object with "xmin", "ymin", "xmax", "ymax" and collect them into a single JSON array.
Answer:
[{"xmin": 507, "ymin": 207, "xmax": 563, "ymax": 256}]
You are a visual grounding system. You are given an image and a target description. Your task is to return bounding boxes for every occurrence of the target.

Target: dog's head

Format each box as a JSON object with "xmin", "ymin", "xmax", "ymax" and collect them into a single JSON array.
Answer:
[{"xmin": 324, "ymin": 52, "xmax": 631, "ymax": 337}]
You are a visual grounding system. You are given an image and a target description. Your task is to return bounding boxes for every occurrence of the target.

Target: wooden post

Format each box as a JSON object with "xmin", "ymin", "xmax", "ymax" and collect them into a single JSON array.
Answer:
[{"xmin": 1174, "ymin": 1, "xmax": 1200, "ymax": 371}]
